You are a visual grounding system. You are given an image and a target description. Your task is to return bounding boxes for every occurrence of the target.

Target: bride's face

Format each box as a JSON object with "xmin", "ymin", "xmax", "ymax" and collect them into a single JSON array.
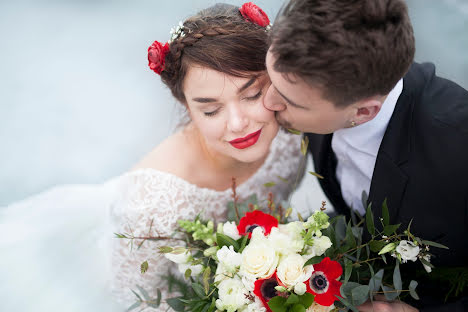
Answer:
[{"xmin": 183, "ymin": 66, "xmax": 279, "ymax": 164}]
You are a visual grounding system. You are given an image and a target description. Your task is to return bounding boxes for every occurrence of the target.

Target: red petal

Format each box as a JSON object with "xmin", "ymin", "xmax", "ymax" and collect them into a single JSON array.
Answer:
[{"xmin": 314, "ymin": 257, "xmax": 343, "ymax": 280}]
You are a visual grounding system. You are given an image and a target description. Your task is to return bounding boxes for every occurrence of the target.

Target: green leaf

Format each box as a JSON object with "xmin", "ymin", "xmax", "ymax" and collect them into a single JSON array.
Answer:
[
  {"xmin": 203, "ymin": 267, "xmax": 211, "ymax": 294},
  {"xmin": 291, "ymin": 303, "xmax": 306, "ymax": 312},
  {"xmin": 393, "ymin": 261, "xmax": 402, "ymax": 294},
  {"xmin": 409, "ymin": 280, "xmax": 419, "ymax": 300},
  {"xmin": 268, "ymin": 296, "xmax": 287, "ymax": 312},
  {"xmin": 159, "ymin": 246, "xmax": 173, "ymax": 253},
  {"xmin": 185, "ymin": 268, "xmax": 192, "ymax": 280},
  {"xmin": 141, "ymin": 261, "xmax": 149, "ymax": 274},
  {"xmin": 382, "ymin": 198, "xmax": 390, "ymax": 226},
  {"xmin": 382, "ymin": 285, "xmax": 399, "ymax": 301},
  {"xmin": 216, "ymin": 233, "xmax": 240, "ymax": 251},
  {"xmin": 166, "ymin": 297, "xmax": 186, "ymax": 312},
  {"xmin": 192, "ymin": 282, "xmax": 207, "ymax": 299},
  {"xmin": 136, "ymin": 285, "xmax": 150, "ymax": 301},
  {"xmin": 156, "ymin": 289, "xmax": 162, "ymax": 306},
  {"xmin": 368, "ymin": 269, "xmax": 384, "ymax": 293},
  {"xmin": 421, "ymin": 240, "xmax": 449, "ymax": 249},
  {"xmin": 366, "ymin": 203, "xmax": 375, "ymax": 236},
  {"xmin": 341, "ymin": 282, "xmax": 362, "ymax": 299},
  {"xmin": 287, "ymin": 128, "xmax": 301, "ymax": 135},
  {"xmin": 238, "ymin": 235, "xmax": 249, "ymax": 253},
  {"xmin": 207, "ymin": 297, "xmax": 216, "ymax": 312},
  {"xmin": 369, "ymin": 240, "xmax": 386, "ymax": 253},
  {"xmin": 420, "ymin": 257, "xmax": 435, "ymax": 269},
  {"xmin": 345, "ymin": 221, "xmax": 357, "ymax": 248},
  {"xmin": 383, "ymin": 224, "xmax": 401, "ymax": 236},
  {"xmin": 308, "ymin": 171, "xmax": 324, "ymax": 179},
  {"xmin": 131, "ymin": 289, "xmax": 142, "ymax": 301},
  {"xmin": 381, "ymin": 254, "xmax": 387, "ymax": 264},
  {"xmin": 351, "ymin": 285, "xmax": 370, "ymax": 306},
  {"xmin": 301, "ymin": 136, "xmax": 309, "ymax": 156},
  {"xmin": 126, "ymin": 301, "xmax": 142, "ymax": 311},
  {"xmin": 337, "ymin": 295, "xmax": 359, "ymax": 312},
  {"xmin": 304, "ymin": 256, "xmax": 322, "ymax": 267},
  {"xmin": 344, "ymin": 260, "xmax": 353, "ymax": 284},
  {"xmin": 264, "ymin": 182, "xmax": 276, "ymax": 187},
  {"xmin": 285, "ymin": 293, "xmax": 299, "ymax": 305},
  {"xmin": 378, "ymin": 242, "xmax": 396, "ymax": 255},
  {"xmin": 298, "ymin": 293, "xmax": 314, "ymax": 308}
]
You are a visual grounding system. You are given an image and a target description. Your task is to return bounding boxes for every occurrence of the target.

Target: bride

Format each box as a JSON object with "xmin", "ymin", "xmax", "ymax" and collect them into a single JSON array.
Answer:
[{"xmin": 0, "ymin": 3, "xmax": 303, "ymax": 311}]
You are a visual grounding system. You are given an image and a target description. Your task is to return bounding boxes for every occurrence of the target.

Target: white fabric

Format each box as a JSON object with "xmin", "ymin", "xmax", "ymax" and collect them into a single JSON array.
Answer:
[
  {"xmin": 331, "ymin": 79, "xmax": 403, "ymax": 215},
  {"xmin": 0, "ymin": 129, "xmax": 303, "ymax": 312}
]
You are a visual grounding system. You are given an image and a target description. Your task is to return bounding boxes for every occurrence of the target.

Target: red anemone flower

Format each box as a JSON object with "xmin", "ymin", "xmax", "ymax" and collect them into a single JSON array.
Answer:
[
  {"xmin": 253, "ymin": 272, "xmax": 280, "ymax": 312},
  {"xmin": 305, "ymin": 257, "xmax": 342, "ymax": 306},
  {"xmin": 239, "ymin": 2, "xmax": 270, "ymax": 27},
  {"xmin": 237, "ymin": 210, "xmax": 278, "ymax": 238}
]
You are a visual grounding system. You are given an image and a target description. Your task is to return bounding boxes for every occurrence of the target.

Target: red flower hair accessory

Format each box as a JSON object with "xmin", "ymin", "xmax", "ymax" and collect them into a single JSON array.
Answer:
[
  {"xmin": 239, "ymin": 2, "xmax": 270, "ymax": 28},
  {"xmin": 237, "ymin": 210, "xmax": 278, "ymax": 238},
  {"xmin": 148, "ymin": 40, "xmax": 170, "ymax": 75},
  {"xmin": 305, "ymin": 257, "xmax": 343, "ymax": 306}
]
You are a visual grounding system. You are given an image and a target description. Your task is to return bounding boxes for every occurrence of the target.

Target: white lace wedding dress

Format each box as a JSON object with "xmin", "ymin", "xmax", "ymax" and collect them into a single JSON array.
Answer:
[{"xmin": 0, "ymin": 129, "xmax": 303, "ymax": 312}]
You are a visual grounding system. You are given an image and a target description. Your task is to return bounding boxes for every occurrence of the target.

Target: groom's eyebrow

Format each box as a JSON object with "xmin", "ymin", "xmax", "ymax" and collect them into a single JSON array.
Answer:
[
  {"xmin": 275, "ymin": 87, "xmax": 307, "ymax": 109},
  {"xmin": 191, "ymin": 77, "xmax": 257, "ymax": 103}
]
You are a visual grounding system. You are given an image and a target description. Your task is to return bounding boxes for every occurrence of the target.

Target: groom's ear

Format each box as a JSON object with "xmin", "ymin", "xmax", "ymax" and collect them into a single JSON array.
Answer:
[{"xmin": 353, "ymin": 99, "xmax": 382, "ymax": 125}]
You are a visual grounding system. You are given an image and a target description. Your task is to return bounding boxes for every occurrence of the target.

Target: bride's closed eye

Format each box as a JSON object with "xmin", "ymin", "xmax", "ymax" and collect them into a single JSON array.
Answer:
[{"xmin": 244, "ymin": 90, "xmax": 262, "ymax": 101}]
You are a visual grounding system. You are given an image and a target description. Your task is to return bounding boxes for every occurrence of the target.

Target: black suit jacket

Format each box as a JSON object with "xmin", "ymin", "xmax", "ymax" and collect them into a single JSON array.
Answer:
[{"xmin": 306, "ymin": 63, "xmax": 468, "ymax": 311}]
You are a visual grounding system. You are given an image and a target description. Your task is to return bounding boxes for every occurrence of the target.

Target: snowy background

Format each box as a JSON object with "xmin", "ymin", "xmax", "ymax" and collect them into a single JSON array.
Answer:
[{"xmin": 1, "ymin": 0, "xmax": 467, "ymax": 208}]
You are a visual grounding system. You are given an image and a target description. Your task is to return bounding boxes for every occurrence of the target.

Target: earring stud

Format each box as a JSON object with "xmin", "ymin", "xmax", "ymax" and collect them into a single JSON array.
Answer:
[{"xmin": 350, "ymin": 121, "xmax": 356, "ymax": 127}]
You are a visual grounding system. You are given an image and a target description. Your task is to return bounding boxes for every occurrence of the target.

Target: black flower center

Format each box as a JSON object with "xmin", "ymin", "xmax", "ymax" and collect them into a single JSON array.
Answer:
[
  {"xmin": 261, "ymin": 278, "xmax": 279, "ymax": 301},
  {"xmin": 309, "ymin": 271, "xmax": 329, "ymax": 294},
  {"xmin": 246, "ymin": 224, "xmax": 260, "ymax": 233}
]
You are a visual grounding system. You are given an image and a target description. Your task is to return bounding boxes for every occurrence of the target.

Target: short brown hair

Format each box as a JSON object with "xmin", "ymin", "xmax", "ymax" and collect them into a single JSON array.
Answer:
[
  {"xmin": 269, "ymin": 0, "xmax": 415, "ymax": 107},
  {"xmin": 161, "ymin": 4, "xmax": 269, "ymax": 104}
]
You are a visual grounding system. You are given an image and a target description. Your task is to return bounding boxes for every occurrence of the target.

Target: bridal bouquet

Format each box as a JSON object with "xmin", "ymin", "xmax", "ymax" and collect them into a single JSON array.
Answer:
[{"xmin": 126, "ymin": 194, "xmax": 445, "ymax": 312}]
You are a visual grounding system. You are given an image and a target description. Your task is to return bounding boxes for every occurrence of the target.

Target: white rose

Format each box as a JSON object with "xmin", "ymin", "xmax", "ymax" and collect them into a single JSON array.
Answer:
[
  {"xmin": 304, "ymin": 236, "xmax": 332, "ymax": 259},
  {"xmin": 268, "ymin": 227, "xmax": 297, "ymax": 258},
  {"xmin": 215, "ymin": 277, "xmax": 249, "ymax": 312},
  {"xmin": 395, "ymin": 240, "xmax": 420, "ymax": 263},
  {"xmin": 217, "ymin": 245, "xmax": 242, "ymax": 273},
  {"xmin": 178, "ymin": 263, "xmax": 203, "ymax": 276},
  {"xmin": 278, "ymin": 222, "xmax": 305, "ymax": 253},
  {"xmin": 241, "ymin": 273, "xmax": 257, "ymax": 292},
  {"xmin": 164, "ymin": 250, "xmax": 190, "ymax": 264},
  {"xmin": 240, "ymin": 235, "xmax": 279, "ymax": 279},
  {"xmin": 276, "ymin": 253, "xmax": 313, "ymax": 288},
  {"xmin": 223, "ymin": 221, "xmax": 242, "ymax": 240}
]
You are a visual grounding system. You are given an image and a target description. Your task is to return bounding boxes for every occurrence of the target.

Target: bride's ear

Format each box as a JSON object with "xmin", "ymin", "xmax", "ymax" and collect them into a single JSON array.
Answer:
[{"xmin": 352, "ymin": 99, "xmax": 382, "ymax": 125}]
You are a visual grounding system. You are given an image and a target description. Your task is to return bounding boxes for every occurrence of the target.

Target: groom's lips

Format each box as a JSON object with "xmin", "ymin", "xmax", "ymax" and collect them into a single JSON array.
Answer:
[{"xmin": 229, "ymin": 129, "xmax": 262, "ymax": 149}]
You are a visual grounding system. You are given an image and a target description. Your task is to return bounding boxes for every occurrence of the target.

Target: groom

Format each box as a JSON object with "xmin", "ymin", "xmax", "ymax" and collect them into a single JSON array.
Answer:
[{"xmin": 263, "ymin": 0, "xmax": 468, "ymax": 311}]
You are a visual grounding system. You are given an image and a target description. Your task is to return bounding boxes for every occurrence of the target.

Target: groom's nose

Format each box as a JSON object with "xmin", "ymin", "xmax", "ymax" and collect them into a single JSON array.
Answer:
[{"xmin": 263, "ymin": 85, "xmax": 287, "ymax": 112}]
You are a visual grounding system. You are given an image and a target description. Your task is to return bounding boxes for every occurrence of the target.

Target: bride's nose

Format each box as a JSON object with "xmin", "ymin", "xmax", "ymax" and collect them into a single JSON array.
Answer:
[{"xmin": 227, "ymin": 104, "xmax": 248, "ymax": 133}]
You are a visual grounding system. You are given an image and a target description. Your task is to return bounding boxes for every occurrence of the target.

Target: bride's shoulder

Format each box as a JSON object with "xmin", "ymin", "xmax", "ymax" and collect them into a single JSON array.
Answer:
[{"xmin": 130, "ymin": 128, "xmax": 197, "ymax": 179}]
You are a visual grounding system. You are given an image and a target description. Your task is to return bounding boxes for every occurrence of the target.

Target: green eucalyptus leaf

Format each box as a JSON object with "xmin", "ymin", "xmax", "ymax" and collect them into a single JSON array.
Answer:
[
  {"xmin": 268, "ymin": 296, "xmax": 287, "ymax": 312},
  {"xmin": 126, "ymin": 301, "xmax": 142, "ymax": 311},
  {"xmin": 216, "ymin": 233, "xmax": 240, "ymax": 250},
  {"xmin": 131, "ymin": 289, "xmax": 142, "ymax": 301},
  {"xmin": 383, "ymin": 224, "xmax": 401, "ymax": 236},
  {"xmin": 166, "ymin": 298, "xmax": 186, "ymax": 312},
  {"xmin": 378, "ymin": 242, "xmax": 396, "ymax": 255},
  {"xmin": 159, "ymin": 246, "xmax": 173, "ymax": 253},
  {"xmin": 136, "ymin": 285, "xmax": 150, "ymax": 301},
  {"xmin": 421, "ymin": 240, "xmax": 449, "ymax": 249},
  {"xmin": 381, "ymin": 254, "xmax": 387, "ymax": 264},
  {"xmin": 203, "ymin": 267, "xmax": 211, "ymax": 294},
  {"xmin": 382, "ymin": 285, "xmax": 399, "ymax": 301},
  {"xmin": 420, "ymin": 257, "xmax": 435, "ymax": 269},
  {"xmin": 207, "ymin": 297, "xmax": 216, "ymax": 312},
  {"xmin": 238, "ymin": 235, "xmax": 249, "ymax": 253},
  {"xmin": 337, "ymin": 295, "xmax": 359, "ymax": 312},
  {"xmin": 382, "ymin": 198, "xmax": 390, "ymax": 226},
  {"xmin": 341, "ymin": 282, "xmax": 362, "ymax": 299},
  {"xmin": 141, "ymin": 261, "xmax": 149, "ymax": 274},
  {"xmin": 344, "ymin": 260, "xmax": 353, "ymax": 284},
  {"xmin": 346, "ymin": 221, "xmax": 357, "ymax": 248},
  {"xmin": 351, "ymin": 285, "xmax": 370, "ymax": 306},
  {"xmin": 393, "ymin": 261, "xmax": 402, "ymax": 294},
  {"xmin": 368, "ymin": 269, "xmax": 384, "ymax": 293},
  {"xmin": 366, "ymin": 203, "xmax": 375, "ymax": 236},
  {"xmin": 409, "ymin": 280, "xmax": 419, "ymax": 300},
  {"xmin": 156, "ymin": 289, "xmax": 162, "ymax": 306},
  {"xmin": 285, "ymin": 293, "xmax": 299, "ymax": 305},
  {"xmin": 304, "ymin": 256, "xmax": 322, "ymax": 267}
]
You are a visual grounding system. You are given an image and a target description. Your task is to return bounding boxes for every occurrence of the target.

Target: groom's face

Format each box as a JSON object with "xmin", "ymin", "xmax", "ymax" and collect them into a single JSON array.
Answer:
[{"xmin": 264, "ymin": 49, "xmax": 354, "ymax": 134}]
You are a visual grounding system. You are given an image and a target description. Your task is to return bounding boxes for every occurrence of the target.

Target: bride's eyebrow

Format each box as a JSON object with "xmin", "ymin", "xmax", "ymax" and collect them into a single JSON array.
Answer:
[{"xmin": 191, "ymin": 77, "xmax": 258, "ymax": 103}]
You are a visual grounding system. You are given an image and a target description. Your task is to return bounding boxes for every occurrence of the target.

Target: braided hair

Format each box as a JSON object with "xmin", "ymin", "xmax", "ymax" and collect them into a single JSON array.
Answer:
[{"xmin": 160, "ymin": 4, "xmax": 269, "ymax": 104}]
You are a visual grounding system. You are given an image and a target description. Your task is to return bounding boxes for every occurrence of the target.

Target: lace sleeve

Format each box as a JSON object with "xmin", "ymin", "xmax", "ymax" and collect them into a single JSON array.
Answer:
[{"xmin": 110, "ymin": 171, "xmax": 200, "ymax": 311}]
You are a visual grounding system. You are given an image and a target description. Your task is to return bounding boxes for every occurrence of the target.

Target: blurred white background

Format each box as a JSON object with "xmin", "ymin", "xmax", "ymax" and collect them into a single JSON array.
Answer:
[{"xmin": 1, "ymin": 0, "xmax": 467, "ymax": 207}]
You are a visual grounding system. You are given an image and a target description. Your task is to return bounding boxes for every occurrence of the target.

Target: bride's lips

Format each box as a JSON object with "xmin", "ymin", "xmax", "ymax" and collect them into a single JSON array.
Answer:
[{"xmin": 229, "ymin": 129, "xmax": 262, "ymax": 149}]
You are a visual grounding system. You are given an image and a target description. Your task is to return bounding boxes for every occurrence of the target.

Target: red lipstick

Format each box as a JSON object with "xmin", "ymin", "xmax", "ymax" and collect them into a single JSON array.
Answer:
[{"xmin": 229, "ymin": 129, "xmax": 262, "ymax": 149}]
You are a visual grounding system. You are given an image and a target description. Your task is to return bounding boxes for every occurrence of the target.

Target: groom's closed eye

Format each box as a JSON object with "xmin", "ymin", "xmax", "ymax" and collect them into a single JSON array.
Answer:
[{"xmin": 275, "ymin": 87, "xmax": 308, "ymax": 110}]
